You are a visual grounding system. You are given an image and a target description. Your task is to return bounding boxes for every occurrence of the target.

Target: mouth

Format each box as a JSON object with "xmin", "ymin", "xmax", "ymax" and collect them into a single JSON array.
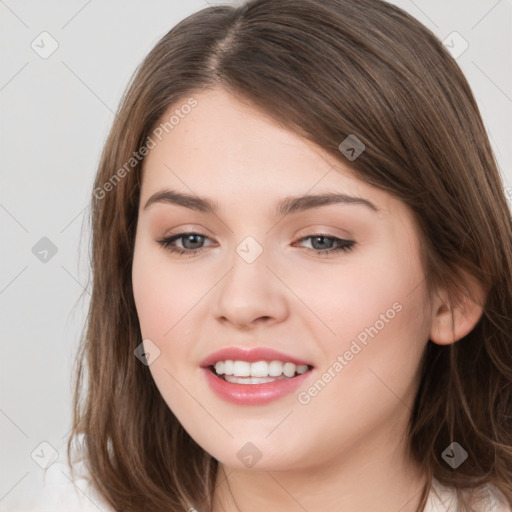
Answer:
[
  {"xmin": 200, "ymin": 348, "xmax": 315, "ymax": 405},
  {"xmin": 209, "ymin": 360, "xmax": 313, "ymax": 384}
]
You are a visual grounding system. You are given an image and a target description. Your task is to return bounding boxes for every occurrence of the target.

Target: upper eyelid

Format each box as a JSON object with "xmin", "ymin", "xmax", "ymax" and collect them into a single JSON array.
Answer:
[
  {"xmin": 157, "ymin": 232, "xmax": 357, "ymax": 260},
  {"xmin": 161, "ymin": 231, "xmax": 352, "ymax": 244}
]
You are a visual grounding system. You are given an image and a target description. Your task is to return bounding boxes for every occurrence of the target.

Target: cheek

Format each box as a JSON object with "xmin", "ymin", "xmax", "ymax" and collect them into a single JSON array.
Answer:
[
  {"xmin": 294, "ymin": 244, "xmax": 424, "ymax": 347},
  {"xmin": 313, "ymin": 252, "xmax": 428, "ymax": 402},
  {"xmin": 132, "ymin": 243, "xmax": 203, "ymax": 339},
  {"xmin": 291, "ymin": 275, "xmax": 428, "ymax": 462},
  {"xmin": 298, "ymin": 242, "xmax": 430, "ymax": 416},
  {"xmin": 132, "ymin": 270, "xmax": 169, "ymax": 340},
  {"xmin": 131, "ymin": 242, "xmax": 211, "ymax": 400},
  {"xmin": 132, "ymin": 245, "xmax": 205, "ymax": 423}
]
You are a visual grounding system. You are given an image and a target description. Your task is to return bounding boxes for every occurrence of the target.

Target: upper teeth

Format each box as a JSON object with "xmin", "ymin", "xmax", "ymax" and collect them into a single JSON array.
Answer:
[{"xmin": 214, "ymin": 360, "xmax": 309, "ymax": 378}]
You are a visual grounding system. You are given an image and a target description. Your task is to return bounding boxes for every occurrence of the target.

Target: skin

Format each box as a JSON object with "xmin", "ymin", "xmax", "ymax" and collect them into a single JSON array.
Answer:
[{"xmin": 131, "ymin": 87, "xmax": 485, "ymax": 511}]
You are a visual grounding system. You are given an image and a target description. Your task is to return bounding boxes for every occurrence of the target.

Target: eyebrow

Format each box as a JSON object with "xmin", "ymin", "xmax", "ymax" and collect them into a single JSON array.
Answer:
[{"xmin": 143, "ymin": 189, "xmax": 378, "ymax": 216}]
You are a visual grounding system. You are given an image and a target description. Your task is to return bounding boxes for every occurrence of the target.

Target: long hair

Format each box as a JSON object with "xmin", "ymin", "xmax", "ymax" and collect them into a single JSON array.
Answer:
[{"xmin": 67, "ymin": 0, "xmax": 512, "ymax": 510}]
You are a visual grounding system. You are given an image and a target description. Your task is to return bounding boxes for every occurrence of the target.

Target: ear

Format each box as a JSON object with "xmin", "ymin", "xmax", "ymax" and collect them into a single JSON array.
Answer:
[{"xmin": 429, "ymin": 271, "xmax": 487, "ymax": 346}]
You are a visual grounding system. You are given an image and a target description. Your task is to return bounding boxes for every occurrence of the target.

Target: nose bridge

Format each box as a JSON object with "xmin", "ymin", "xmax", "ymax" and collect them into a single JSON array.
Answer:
[{"xmin": 214, "ymin": 234, "xmax": 288, "ymax": 327}]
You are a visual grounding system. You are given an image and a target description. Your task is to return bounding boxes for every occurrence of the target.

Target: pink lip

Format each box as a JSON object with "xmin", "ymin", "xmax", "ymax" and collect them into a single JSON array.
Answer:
[
  {"xmin": 200, "ymin": 347, "xmax": 314, "ymax": 406},
  {"xmin": 202, "ymin": 367, "xmax": 313, "ymax": 405},
  {"xmin": 200, "ymin": 347, "xmax": 312, "ymax": 368}
]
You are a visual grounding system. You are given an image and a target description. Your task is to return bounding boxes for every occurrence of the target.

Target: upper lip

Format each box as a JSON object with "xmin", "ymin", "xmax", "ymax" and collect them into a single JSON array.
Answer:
[{"xmin": 200, "ymin": 347, "xmax": 313, "ymax": 368}]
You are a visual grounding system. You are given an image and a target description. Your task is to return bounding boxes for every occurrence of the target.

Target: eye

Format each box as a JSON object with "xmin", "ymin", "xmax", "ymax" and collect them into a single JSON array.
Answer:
[
  {"xmin": 294, "ymin": 234, "xmax": 356, "ymax": 255},
  {"xmin": 157, "ymin": 232, "xmax": 356, "ymax": 258},
  {"xmin": 156, "ymin": 232, "xmax": 214, "ymax": 257}
]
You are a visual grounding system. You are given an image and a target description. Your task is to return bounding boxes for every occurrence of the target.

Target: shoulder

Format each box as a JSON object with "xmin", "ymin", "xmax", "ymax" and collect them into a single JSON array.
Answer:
[
  {"xmin": 39, "ymin": 458, "xmax": 114, "ymax": 512},
  {"xmin": 15, "ymin": 438, "xmax": 115, "ymax": 512},
  {"xmin": 424, "ymin": 478, "xmax": 511, "ymax": 512}
]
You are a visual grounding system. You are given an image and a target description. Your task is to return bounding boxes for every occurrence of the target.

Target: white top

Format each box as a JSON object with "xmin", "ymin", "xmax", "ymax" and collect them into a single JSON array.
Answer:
[
  {"xmin": 427, "ymin": 478, "xmax": 510, "ymax": 512},
  {"xmin": 10, "ymin": 454, "xmax": 511, "ymax": 512}
]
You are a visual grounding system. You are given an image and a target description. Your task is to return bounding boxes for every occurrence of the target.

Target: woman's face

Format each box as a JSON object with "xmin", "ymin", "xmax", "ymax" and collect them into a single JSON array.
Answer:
[{"xmin": 132, "ymin": 87, "xmax": 433, "ymax": 471}]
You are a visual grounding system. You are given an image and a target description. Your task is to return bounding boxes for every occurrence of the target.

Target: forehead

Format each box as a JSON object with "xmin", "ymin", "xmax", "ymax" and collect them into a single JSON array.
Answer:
[
  {"xmin": 140, "ymin": 88, "xmax": 397, "ymax": 217},
  {"xmin": 143, "ymin": 89, "xmax": 326, "ymax": 181}
]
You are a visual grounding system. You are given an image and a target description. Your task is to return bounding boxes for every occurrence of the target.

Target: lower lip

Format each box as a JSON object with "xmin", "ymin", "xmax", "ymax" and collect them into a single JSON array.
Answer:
[{"xmin": 202, "ymin": 367, "xmax": 313, "ymax": 405}]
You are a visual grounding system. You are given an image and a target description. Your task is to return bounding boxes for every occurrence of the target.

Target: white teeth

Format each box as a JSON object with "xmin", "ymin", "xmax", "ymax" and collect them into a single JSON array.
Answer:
[
  {"xmin": 233, "ymin": 361, "xmax": 251, "ymax": 377},
  {"xmin": 268, "ymin": 360, "xmax": 283, "ymax": 377},
  {"xmin": 212, "ymin": 360, "xmax": 310, "ymax": 378},
  {"xmin": 224, "ymin": 360, "xmax": 234, "ymax": 375},
  {"xmin": 224, "ymin": 375, "xmax": 281, "ymax": 384},
  {"xmin": 283, "ymin": 362, "xmax": 296, "ymax": 378},
  {"xmin": 251, "ymin": 361, "xmax": 269, "ymax": 377}
]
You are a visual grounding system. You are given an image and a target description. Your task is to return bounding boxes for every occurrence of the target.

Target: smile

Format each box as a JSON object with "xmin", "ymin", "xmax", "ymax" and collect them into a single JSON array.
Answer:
[
  {"xmin": 211, "ymin": 360, "xmax": 310, "ymax": 384},
  {"xmin": 200, "ymin": 347, "xmax": 314, "ymax": 405}
]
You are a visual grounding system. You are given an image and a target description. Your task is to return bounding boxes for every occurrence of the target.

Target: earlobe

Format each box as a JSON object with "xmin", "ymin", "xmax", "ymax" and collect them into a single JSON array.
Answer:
[{"xmin": 429, "ymin": 273, "xmax": 487, "ymax": 346}]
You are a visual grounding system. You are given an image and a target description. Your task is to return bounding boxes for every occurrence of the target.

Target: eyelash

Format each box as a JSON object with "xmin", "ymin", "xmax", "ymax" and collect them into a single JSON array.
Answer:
[{"xmin": 156, "ymin": 232, "xmax": 356, "ymax": 258}]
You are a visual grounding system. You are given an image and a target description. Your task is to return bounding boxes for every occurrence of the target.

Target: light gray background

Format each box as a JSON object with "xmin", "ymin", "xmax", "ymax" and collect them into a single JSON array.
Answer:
[{"xmin": 1, "ymin": 0, "xmax": 511, "ymax": 509}]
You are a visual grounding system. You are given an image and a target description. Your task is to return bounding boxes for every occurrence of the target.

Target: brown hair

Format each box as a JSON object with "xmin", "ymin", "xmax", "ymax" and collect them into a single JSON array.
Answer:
[{"xmin": 68, "ymin": 0, "xmax": 512, "ymax": 510}]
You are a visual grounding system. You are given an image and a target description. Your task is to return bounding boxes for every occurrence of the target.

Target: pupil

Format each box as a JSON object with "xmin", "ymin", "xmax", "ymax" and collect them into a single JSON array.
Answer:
[
  {"xmin": 312, "ymin": 236, "xmax": 332, "ymax": 250},
  {"xmin": 184, "ymin": 234, "xmax": 203, "ymax": 249}
]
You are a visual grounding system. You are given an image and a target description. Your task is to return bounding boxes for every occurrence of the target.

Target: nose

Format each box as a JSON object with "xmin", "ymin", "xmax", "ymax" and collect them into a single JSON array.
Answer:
[{"xmin": 213, "ymin": 248, "xmax": 289, "ymax": 330}]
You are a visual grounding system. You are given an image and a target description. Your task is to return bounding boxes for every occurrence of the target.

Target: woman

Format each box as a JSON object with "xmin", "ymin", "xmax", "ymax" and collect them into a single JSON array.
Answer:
[{"xmin": 63, "ymin": 0, "xmax": 512, "ymax": 510}]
